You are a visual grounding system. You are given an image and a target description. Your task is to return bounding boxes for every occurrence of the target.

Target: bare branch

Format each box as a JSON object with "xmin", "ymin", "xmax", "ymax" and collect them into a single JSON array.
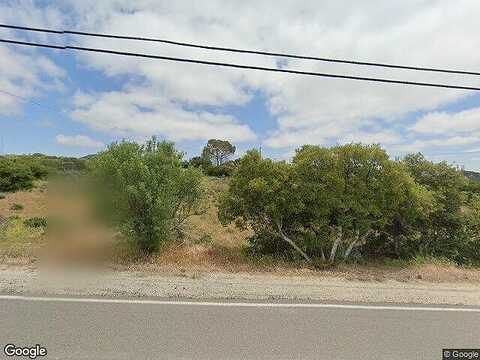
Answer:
[{"xmin": 274, "ymin": 220, "xmax": 311, "ymax": 262}]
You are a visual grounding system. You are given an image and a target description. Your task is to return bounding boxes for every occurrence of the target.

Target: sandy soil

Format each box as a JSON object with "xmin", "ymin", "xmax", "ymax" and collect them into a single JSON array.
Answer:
[{"xmin": 1, "ymin": 265, "xmax": 479, "ymax": 306}]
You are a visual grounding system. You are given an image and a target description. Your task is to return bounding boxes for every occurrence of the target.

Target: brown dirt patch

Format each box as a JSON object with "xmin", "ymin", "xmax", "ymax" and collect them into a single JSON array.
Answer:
[{"xmin": 0, "ymin": 186, "xmax": 47, "ymax": 219}]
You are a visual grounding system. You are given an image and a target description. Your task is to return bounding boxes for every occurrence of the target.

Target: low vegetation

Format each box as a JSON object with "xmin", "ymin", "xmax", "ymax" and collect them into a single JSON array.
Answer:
[
  {"xmin": 0, "ymin": 139, "xmax": 479, "ymax": 274},
  {"xmin": 0, "ymin": 215, "xmax": 45, "ymax": 259},
  {"xmin": 10, "ymin": 203, "xmax": 24, "ymax": 211}
]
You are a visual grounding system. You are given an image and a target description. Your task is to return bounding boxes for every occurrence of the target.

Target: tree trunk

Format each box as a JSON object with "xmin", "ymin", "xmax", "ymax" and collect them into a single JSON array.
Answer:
[
  {"xmin": 344, "ymin": 229, "xmax": 374, "ymax": 259},
  {"xmin": 274, "ymin": 220, "xmax": 311, "ymax": 262},
  {"xmin": 329, "ymin": 226, "xmax": 342, "ymax": 262}
]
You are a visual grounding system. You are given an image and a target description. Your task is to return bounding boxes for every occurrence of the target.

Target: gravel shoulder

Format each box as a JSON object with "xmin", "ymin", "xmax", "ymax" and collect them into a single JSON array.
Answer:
[{"xmin": 1, "ymin": 265, "xmax": 480, "ymax": 306}]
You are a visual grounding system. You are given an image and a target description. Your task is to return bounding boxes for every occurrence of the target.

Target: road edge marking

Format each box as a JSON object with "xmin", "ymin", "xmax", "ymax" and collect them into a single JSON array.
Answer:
[{"xmin": 0, "ymin": 295, "xmax": 479, "ymax": 312}]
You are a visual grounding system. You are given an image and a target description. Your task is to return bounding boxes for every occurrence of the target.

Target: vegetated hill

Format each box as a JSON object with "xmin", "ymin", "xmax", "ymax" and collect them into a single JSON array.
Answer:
[
  {"xmin": 464, "ymin": 170, "xmax": 480, "ymax": 182},
  {"xmin": 2, "ymin": 154, "xmax": 86, "ymax": 173}
]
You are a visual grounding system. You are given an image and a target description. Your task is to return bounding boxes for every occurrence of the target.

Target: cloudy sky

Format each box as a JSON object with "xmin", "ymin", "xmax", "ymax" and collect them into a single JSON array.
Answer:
[{"xmin": 1, "ymin": 0, "xmax": 480, "ymax": 169}]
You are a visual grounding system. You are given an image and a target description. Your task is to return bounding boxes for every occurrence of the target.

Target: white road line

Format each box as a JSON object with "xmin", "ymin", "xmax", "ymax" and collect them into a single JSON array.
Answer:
[{"xmin": 0, "ymin": 295, "xmax": 479, "ymax": 312}]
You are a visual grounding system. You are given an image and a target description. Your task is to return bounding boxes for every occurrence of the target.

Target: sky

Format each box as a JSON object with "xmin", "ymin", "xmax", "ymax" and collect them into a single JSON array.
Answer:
[{"xmin": 1, "ymin": 1, "xmax": 480, "ymax": 169}]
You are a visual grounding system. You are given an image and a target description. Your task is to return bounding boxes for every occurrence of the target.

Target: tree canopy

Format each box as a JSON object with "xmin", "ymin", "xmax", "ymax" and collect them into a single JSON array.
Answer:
[
  {"xmin": 219, "ymin": 144, "xmax": 479, "ymax": 265},
  {"xmin": 202, "ymin": 139, "xmax": 236, "ymax": 167}
]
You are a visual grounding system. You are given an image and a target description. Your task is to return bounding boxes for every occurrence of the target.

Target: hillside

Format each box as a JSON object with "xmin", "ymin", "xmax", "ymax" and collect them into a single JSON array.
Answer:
[{"xmin": 464, "ymin": 170, "xmax": 480, "ymax": 182}]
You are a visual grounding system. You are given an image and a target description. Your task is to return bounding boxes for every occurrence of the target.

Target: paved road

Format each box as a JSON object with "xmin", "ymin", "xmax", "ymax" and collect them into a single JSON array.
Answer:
[{"xmin": 0, "ymin": 296, "xmax": 479, "ymax": 360}]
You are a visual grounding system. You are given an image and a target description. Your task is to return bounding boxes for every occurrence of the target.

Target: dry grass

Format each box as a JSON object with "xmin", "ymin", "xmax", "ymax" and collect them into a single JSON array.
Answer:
[
  {"xmin": 0, "ymin": 182, "xmax": 47, "ymax": 219},
  {"xmin": 110, "ymin": 241, "xmax": 317, "ymax": 277},
  {"xmin": 111, "ymin": 242, "xmax": 480, "ymax": 283},
  {"xmin": 0, "ymin": 182, "xmax": 47, "ymax": 261},
  {"xmin": 182, "ymin": 177, "xmax": 251, "ymax": 248}
]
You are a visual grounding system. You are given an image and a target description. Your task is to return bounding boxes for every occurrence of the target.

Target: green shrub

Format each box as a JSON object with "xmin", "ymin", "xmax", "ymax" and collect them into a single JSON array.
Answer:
[
  {"xmin": 10, "ymin": 203, "xmax": 24, "ymax": 211},
  {"xmin": 24, "ymin": 217, "xmax": 47, "ymax": 228},
  {"xmin": 29, "ymin": 162, "xmax": 49, "ymax": 179},
  {"xmin": 205, "ymin": 163, "xmax": 234, "ymax": 177},
  {"xmin": 0, "ymin": 193, "xmax": 5, "ymax": 200},
  {"xmin": 187, "ymin": 156, "xmax": 211, "ymax": 169},
  {"xmin": 0, "ymin": 158, "xmax": 35, "ymax": 192},
  {"xmin": 89, "ymin": 137, "xmax": 204, "ymax": 254}
]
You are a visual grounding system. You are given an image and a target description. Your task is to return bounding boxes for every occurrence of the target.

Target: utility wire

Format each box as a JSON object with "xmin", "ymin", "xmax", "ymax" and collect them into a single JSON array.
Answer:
[
  {"xmin": 0, "ymin": 88, "xmax": 61, "ymax": 112},
  {"xmin": 1, "ymin": 23, "xmax": 480, "ymax": 77},
  {"xmin": 1, "ymin": 38, "xmax": 480, "ymax": 91}
]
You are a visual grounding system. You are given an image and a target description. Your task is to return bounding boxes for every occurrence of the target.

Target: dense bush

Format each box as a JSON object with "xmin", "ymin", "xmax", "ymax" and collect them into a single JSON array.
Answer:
[
  {"xmin": 187, "ymin": 156, "xmax": 211, "ymax": 169},
  {"xmin": 205, "ymin": 162, "xmax": 235, "ymax": 177},
  {"xmin": 88, "ymin": 137, "xmax": 204, "ymax": 254},
  {"xmin": 401, "ymin": 153, "xmax": 469, "ymax": 262},
  {"xmin": 0, "ymin": 158, "xmax": 35, "ymax": 192},
  {"xmin": 219, "ymin": 145, "xmax": 480, "ymax": 264},
  {"xmin": 464, "ymin": 194, "xmax": 480, "ymax": 265},
  {"xmin": 187, "ymin": 155, "xmax": 237, "ymax": 177}
]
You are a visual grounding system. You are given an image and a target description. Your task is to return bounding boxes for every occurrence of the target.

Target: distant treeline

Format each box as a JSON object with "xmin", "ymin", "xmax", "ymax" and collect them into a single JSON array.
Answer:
[{"xmin": 0, "ymin": 154, "xmax": 86, "ymax": 191}]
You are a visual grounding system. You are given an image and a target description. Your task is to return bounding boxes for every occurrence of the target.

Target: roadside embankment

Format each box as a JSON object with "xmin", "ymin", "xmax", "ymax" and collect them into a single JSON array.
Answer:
[{"xmin": 1, "ymin": 265, "xmax": 479, "ymax": 306}]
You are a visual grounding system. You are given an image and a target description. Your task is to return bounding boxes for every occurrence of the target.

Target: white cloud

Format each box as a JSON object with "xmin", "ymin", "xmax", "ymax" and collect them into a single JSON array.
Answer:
[
  {"xmin": 392, "ymin": 136, "xmax": 480, "ymax": 154},
  {"xmin": 0, "ymin": 46, "xmax": 66, "ymax": 115},
  {"xmin": 58, "ymin": 0, "xmax": 480, "ymax": 152},
  {"xmin": 339, "ymin": 131, "xmax": 403, "ymax": 146},
  {"xmin": 56, "ymin": 134, "xmax": 104, "ymax": 148},
  {"xmin": 70, "ymin": 90, "xmax": 257, "ymax": 143},
  {"xmin": 410, "ymin": 108, "xmax": 480, "ymax": 135},
  {"xmin": 0, "ymin": 1, "xmax": 66, "ymax": 115}
]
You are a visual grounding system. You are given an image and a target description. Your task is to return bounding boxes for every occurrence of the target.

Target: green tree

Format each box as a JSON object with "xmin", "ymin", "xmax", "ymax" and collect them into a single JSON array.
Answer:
[
  {"xmin": 291, "ymin": 145, "xmax": 343, "ymax": 261},
  {"xmin": 218, "ymin": 150, "xmax": 311, "ymax": 261},
  {"xmin": 402, "ymin": 153, "xmax": 468, "ymax": 259},
  {"xmin": 464, "ymin": 194, "xmax": 480, "ymax": 264},
  {"xmin": 220, "ymin": 144, "xmax": 434, "ymax": 264},
  {"xmin": 202, "ymin": 139, "xmax": 236, "ymax": 166},
  {"xmin": 89, "ymin": 137, "xmax": 204, "ymax": 254},
  {"xmin": 294, "ymin": 144, "xmax": 429, "ymax": 262}
]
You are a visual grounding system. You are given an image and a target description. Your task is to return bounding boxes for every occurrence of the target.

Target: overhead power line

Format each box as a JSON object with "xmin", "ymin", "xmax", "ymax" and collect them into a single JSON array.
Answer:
[
  {"xmin": 0, "ymin": 88, "xmax": 60, "ymax": 112},
  {"xmin": 1, "ymin": 23, "xmax": 480, "ymax": 77},
  {"xmin": 1, "ymin": 38, "xmax": 480, "ymax": 91}
]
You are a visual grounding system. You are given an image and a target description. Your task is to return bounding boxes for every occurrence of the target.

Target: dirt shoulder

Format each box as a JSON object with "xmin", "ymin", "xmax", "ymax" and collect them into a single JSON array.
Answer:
[{"xmin": 1, "ymin": 265, "xmax": 479, "ymax": 306}]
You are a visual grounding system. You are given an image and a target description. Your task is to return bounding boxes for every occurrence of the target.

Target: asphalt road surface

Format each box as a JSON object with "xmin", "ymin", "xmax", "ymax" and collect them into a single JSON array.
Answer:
[{"xmin": 0, "ymin": 296, "xmax": 479, "ymax": 360}]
